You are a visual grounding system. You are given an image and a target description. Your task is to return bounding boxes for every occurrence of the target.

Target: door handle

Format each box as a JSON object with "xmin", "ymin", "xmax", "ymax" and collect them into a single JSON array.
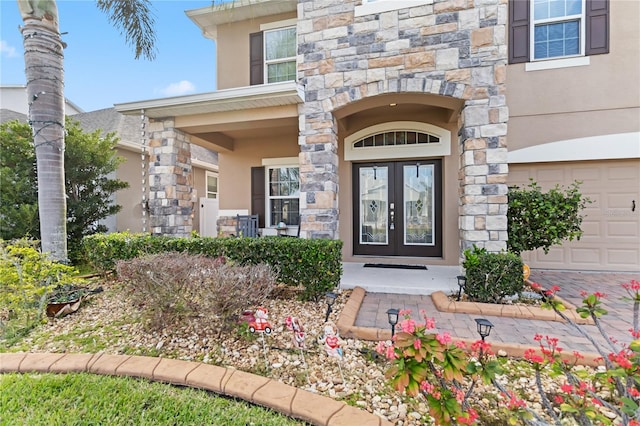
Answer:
[{"xmin": 389, "ymin": 203, "xmax": 395, "ymax": 230}]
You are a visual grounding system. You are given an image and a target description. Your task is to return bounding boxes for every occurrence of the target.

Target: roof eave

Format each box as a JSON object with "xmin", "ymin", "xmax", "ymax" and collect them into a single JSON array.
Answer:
[{"xmin": 114, "ymin": 81, "xmax": 304, "ymax": 118}]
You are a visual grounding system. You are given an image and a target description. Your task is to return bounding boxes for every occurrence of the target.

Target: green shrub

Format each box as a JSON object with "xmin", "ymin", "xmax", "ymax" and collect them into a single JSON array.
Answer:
[
  {"xmin": 0, "ymin": 239, "xmax": 85, "ymax": 340},
  {"xmin": 508, "ymin": 180, "xmax": 590, "ymax": 255},
  {"xmin": 82, "ymin": 233, "xmax": 343, "ymax": 301},
  {"xmin": 462, "ymin": 246, "xmax": 524, "ymax": 303}
]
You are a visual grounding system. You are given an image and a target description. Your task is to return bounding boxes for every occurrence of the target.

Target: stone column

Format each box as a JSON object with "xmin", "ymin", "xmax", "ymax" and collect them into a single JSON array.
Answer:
[
  {"xmin": 296, "ymin": 0, "xmax": 340, "ymax": 239},
  {"xmin": 459, "ymin": 72, "xmax": 509, "ymax": 254},
  {"xmin": 298, "ymin": 106, "xmax": 339, "ymax": 239},
  {"xmin": 147, "ymin": 118, "xmax": 193, "ymax": 237}
]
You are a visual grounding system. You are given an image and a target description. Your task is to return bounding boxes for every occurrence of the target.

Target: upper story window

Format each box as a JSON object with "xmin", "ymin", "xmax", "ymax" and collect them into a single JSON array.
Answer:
[
  {"xmin": 509, "ymin": 0, "xmax": 609, "ymax": 65},
  {"xmin": 250, "ymin": 24, "xmax": 297, "ymax": 86},
  {"xmin": 265, "ymin": 27, "xmax": 296, "ymax": 83},
  {"xmin": 532, "ymin": 0, "xmax": 583, "ymax": 60}
]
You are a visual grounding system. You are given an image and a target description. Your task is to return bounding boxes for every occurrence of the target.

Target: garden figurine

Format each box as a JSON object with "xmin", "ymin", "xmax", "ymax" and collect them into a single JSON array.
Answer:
[
  {"xmin": 285, "ymin": 316, "xmax": 306, "ymax": 349},
  {"xmin": 249, "ymin": 306, "xmax": 272, "ymax": 335}
]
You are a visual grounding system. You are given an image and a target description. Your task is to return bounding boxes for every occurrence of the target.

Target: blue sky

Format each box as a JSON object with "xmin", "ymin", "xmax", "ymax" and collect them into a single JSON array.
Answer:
[{"xmin": 0, "ymin": 0, "xmax": 220, "ymax": 112}]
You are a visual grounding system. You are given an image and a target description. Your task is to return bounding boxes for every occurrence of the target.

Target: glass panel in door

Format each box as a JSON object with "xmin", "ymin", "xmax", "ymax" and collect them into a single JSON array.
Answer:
[
  {"xmin": 403, "ymin": 164, "xmax": 435, "ymax": 245},
  {"xmin": 359, "ymin": 166, "xmax": 388, "ymax": 245}
]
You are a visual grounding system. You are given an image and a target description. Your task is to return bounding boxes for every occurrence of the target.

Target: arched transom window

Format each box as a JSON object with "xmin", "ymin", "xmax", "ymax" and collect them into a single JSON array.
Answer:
[
  {"xmin": 344, "ymin": 122, "xmax": 451, "ymax": 161},
  {"xmin": 353, "ymin": 131, "xmax": 440, "ymax": 148}
]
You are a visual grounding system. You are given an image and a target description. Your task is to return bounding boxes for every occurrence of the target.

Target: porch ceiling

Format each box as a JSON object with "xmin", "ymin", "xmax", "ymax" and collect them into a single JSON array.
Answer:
[
  {"xmin": 114, "ymin": 82, "xmax": 302, "ymax": 153},
  {"xmin": 334, "ymin": 93, "xmax": 464, "ymax": 134}
]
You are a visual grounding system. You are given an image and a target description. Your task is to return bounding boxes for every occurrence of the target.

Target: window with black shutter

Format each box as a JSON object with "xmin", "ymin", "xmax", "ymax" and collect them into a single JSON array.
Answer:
[{"xmin": 508, "ymin": 0, "xmax": 609, "ymax": 64}]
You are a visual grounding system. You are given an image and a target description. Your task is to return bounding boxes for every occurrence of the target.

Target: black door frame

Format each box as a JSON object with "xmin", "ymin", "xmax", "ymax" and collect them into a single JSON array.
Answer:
[{"xmin": 352, "ymin": 159, "xmax": 442, "ymax": 257}]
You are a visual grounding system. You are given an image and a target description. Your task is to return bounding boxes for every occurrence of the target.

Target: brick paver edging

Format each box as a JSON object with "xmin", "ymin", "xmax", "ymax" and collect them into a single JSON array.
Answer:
[
  {"xmin": 430, "ymin": 291, "xmax": 593, "ymax": 325},
  {"xmin": 337, "ymin": 287, "xmax": 604, "ymax": 368},
  {"xmin": 0, "ymin": 352, "xmax": 392, "ymax": 426}
]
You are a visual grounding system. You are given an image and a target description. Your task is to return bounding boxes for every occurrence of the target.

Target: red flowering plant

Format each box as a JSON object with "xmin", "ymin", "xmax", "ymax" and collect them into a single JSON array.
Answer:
[
  {"xmin": 521, "ymin": 280, "xmax": 640, "ymax": 425},
  {"xmin": 375, "ymin": 309, "xmax": 502, "ymax": 425}
]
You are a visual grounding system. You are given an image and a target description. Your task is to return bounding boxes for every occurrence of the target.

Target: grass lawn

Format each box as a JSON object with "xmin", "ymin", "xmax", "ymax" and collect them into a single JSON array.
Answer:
[{"xmin": 1, "ymin": 373, "xmax": 306, "ymax": 425}]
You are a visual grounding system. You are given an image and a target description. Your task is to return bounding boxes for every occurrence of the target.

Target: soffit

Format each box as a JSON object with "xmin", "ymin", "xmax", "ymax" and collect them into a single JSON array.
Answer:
[
  {"xmin": 114, "ymin": 82, "xmax": 303, "ymax": 119},
  {"xmin": 186, "ymin": 0, "xmax": 297, "ymax": 39}
]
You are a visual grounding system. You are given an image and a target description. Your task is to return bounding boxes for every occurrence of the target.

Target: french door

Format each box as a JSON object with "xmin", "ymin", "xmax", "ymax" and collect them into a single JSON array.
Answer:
[{"xmin": 353, "ymin": 160, "xmax": 442, "ymax": 257}]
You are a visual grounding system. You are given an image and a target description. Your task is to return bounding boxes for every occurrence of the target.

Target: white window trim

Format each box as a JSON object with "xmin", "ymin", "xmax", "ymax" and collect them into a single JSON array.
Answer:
[
  {"xmin": 260, "ymin": 18, "xmax": 297, "ymax": 32},
  {"xmin": 525, "ymin": 55, "xmax": 590, "ymax": 71},
  {"xmin": 262, "ymin": 157, "xmax": 300, "ymax": 227},
  {"xmin": 355, "ymin": 0, "xmax": 427, "ymax": 17},
  {"xmin": 264, "ymin": 26, "xmax": 297, "ymax": 84},
  {"xmin": 344, "ymin": 122, "xmax": 451, "ymax": 162},
  {"xmin": 529, "ymin": 0, "xmax": 586, "ymax": 62},
  {"xmin": 205, "ymin": 170, "xmax": 219, "ymax": 199}
]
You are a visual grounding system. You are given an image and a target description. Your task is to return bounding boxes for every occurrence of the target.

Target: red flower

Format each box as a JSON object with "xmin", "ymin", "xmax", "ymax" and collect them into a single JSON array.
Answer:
[
  {"xmin": 524, "ymin": 348, "xmax": 544, "ymax": 364},
  {"xmin": 560, "ymin": 383, "xmax": 573, "ymax": 393},
  {"xmin": 458, "ymin": 408, "xmax": 478, "ymax": 424}
]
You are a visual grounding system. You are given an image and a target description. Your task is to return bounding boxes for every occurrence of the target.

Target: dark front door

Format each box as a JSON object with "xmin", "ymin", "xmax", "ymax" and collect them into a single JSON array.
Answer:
[{"xmin": 353, "ymin": 160, "xmax": 442, "ymax": 257}]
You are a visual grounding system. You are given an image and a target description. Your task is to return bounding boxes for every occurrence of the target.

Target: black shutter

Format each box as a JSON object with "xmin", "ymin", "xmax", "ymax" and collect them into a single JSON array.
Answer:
[
  {"xmin": 509, "ymin": 0, "xmax": 530, "ymax": 64},
  {"xmin": 250, "ymin": 32, "xmax": 264, "ymax": 85},
  {"xmin": 586, "ymin": 0, "xmax": 609, "ymax": 55},
  {"xmin": 251, "ymin": 166, "xmax": 265, "ymax": 228}
]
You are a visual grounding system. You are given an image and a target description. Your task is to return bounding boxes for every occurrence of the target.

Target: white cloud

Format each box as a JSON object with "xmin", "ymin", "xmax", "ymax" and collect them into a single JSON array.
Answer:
[
  {"xmin": 1, "ymin": 40, "xmax": 18, "ymax": 58},
  {"xmin": 159, "ymin": 80, "xmax": 196, "ymax": 97}
]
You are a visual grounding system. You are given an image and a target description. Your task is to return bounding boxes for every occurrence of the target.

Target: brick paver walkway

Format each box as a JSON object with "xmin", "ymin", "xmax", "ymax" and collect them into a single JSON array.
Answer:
[{"xmin": 354, "ymin": 271, "xmax": 638, "ymax": 355}]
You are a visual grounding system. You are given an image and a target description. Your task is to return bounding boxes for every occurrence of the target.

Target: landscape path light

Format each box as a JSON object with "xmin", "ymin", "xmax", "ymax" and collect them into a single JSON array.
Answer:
[
  {"xmin": 386, "ymin": 308, "xmax": 399, "ymax": 337},
  {"xmin": 474, "ymin": 318, "xmax": 494, "ymax": 341},
  {"xmin": 324, "ymin": 291, "xmax": 337, "ymax": 323},
  {"xmin": 456, "ymin": 275, "xmax": 466, "ymax": 301}
]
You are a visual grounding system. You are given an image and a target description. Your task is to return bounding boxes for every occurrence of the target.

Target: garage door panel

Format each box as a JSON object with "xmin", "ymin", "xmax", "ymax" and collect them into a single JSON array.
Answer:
[
  {"xmin": 606, "ymin": 220, "xmax": 638, "ymax": 237},
  {"xmin": 607, "ymin": 249, "xmax": 639, "ymax": 266},
  {"xmin": 571, "ymin": 167, "xmax": 602, "ymax": 182},
  {"xmin": 607, "ymin": 193, "xmax": 637, "ymax": 209},
  {"xmin": 609, "ymin": 165, "xmax": 640, "ymax": 180},
  {"xmin": 579, "ymin": 220, "xmax": 601, "ymax": 238},
  {"xmin": 569, "ymin": 248, "xmax": 602, "ymax": 264},
  {"xmin": 527, "ymin": 247, "xmax": 565, "ymax": 265}
]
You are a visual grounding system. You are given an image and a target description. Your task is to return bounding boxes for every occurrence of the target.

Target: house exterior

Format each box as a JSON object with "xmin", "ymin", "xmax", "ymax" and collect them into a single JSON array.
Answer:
[
  {"xmin": 71, "ymin": 108, "xmax": 219, "ymax": 236},
  {"xmin": 0, "ymin": 86, "xmax": 220, "ymax": 236},
  {"xmin": 115, "ymin": 0, "xmax": 639, "ymax": 272}
]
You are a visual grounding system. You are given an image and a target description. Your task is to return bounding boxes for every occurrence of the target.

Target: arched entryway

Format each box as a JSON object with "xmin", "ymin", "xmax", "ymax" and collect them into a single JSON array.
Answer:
[{"xmin": 345, "ymin": 122, "xmax": 451, "ymax": 258}]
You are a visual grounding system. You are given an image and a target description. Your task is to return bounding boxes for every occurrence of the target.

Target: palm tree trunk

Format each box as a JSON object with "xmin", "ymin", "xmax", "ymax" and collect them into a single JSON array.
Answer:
[{"xmin": 20, "ymin": 4, "xmax": 67, "ymax": 262}]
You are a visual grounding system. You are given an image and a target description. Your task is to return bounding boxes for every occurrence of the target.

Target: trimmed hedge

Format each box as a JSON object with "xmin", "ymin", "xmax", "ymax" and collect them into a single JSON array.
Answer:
[
  {"xmin": 462, "ymin": 246, "xmax": 524, "ymax": 304},
  {"xmin": 82, "ymin": 232, "xmax": 343, "ymax": 301}
]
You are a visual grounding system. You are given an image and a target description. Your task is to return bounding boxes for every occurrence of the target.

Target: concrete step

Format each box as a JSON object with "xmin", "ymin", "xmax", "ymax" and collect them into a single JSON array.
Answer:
[{"xmin": 340, "ymin": 263, "xmax": 460, "ymax": 295}]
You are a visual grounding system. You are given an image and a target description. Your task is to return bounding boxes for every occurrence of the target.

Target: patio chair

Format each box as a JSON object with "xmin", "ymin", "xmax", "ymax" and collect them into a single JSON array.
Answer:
[{"xmin": 236, "ymin": 214, "xmax": 259, "ymax": 238}]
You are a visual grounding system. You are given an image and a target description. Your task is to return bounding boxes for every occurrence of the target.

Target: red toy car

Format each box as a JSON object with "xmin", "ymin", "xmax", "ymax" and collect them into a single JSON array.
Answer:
[
  {"xmin": 249, "ymin": 319, "xmax": 272, "ymax": 335},
  {"xmin": 249, "ymin": 307, "xmax": 272, "ymax": 335}
]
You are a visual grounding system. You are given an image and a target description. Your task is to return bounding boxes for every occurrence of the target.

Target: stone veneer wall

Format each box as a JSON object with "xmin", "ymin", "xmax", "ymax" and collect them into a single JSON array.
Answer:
[
  {"xmin": 147, "ymin": 118, "xmax": 193, "ymax": 237},
  {"xmin": 297, "ymin": 0, "xmax": 509, "ymax": 252}
]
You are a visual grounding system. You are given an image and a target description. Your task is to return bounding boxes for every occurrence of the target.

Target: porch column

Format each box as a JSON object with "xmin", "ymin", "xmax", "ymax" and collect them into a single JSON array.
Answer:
[
  {"xmin": 298, "ymin": 106, "xmax": 339, "ymax": 239},
  {"xmin": 459, "ymin": 97, "xmax": 509, "ymax": 254},
  {"xmin": 147, "ymin": 118, "xmax": 194, "ymax": 237}
]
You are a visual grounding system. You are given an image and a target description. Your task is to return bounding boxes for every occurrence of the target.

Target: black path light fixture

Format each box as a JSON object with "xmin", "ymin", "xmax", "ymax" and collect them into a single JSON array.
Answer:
[
  {"xmin": 456, "ymin": 275, "xmax": 466, "ymax": 301},
  {"xmin": 386, "ymin": 308, "xmax": 400, "ymax": 337},
  {"xmin": 474, "ymin": 318, "xmax": 494, "ymax": 341},
  {"xmin": 324, "ymin": 291, "xmax": 337, "ymax": 323}
]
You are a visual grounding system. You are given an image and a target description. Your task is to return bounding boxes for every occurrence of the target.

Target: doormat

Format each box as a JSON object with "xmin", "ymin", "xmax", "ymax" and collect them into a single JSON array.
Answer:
[{"xmin": 363, "ymin": 263, "xmax": 428, "ymax": 270}]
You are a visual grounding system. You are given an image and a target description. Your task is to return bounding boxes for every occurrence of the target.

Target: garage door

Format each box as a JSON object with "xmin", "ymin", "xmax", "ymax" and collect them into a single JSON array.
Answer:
[{"xmin": 508, "ymin": 159, "xmax": 640, "ymax": 272}]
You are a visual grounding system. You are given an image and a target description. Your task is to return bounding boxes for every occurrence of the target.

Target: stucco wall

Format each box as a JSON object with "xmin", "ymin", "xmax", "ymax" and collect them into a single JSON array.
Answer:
[
  {"xmin": 218, "ymin": 133, "xmax": 299, "ymax": 210},
  {"xmin": 115, "ymin": 148, "xmax": 144, "ymax": 233},
  {"xmin": 216, "ymin": 12, "xmax": 297, "ymax": 90},
  {"xmin": 507, "ymin": 0, "xmax": 640, "ymax": 151}
]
